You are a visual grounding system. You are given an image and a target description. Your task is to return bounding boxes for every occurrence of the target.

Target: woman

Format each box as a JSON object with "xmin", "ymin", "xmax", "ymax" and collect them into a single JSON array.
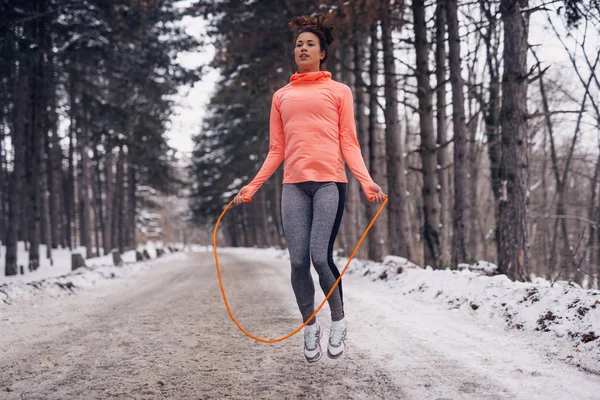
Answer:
[{"xmin": 234, "ymin": 15, "xmax": 386, "ymax": 363}]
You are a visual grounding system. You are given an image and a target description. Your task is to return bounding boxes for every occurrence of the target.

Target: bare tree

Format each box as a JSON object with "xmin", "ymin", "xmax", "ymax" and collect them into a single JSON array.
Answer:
[
  {"xmin": 353, "ymin": 18, "xmax": 370, "ymax": 260},
  {"xmin": 5, "ymin": 61, "xmax": 27, "ymax": 276},
  {"xmin": 104, "ymin": 143, "xmax": 115, "ymax": 254},
  {"xmin": 479, "ymin": 0, "xmax": 502, "ymax": 258},
  {"xmin": 382, "ymin": 0, "xmax": 413, "ymax": 259},
  {"xmin": 79, "ymin": 97, "xmax": 93, "ymax": 259},
  {"xmin": 447, "ymin": 0, "xmax": 470, "ymax": 266},
  {"xmin": 466, "ymin": 42, "xmax": 482, "ymax": 262},
  {"xmin": 412, "ymin": 0, "xmax": 442, "ymax": 268},
  {"xmin": 498, "ymin": 0, "xmax": 530, "ymax": 281},
  {"xmin": 340, "ymin": 41, "xmax": 361, "ymax": 256},
  {"xmin": 366, "ymin": 20, "xmax": 387, "ymax": 262},
  {"xmin": 434, "ymin": 0, "xmax": 451, "ymax": 267}
]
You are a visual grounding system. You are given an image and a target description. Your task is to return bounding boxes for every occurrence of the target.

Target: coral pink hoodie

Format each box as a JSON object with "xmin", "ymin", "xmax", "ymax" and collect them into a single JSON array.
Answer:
[{"xmin": 240, "ymin": 71, "xmax": 376, "ymax": 200}]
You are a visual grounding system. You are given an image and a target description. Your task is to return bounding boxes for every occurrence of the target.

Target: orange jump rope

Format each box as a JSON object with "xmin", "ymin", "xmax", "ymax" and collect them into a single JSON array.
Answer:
[{"xmin": 212, "ymin": 196, "xmax": 388, "ymax": 343}]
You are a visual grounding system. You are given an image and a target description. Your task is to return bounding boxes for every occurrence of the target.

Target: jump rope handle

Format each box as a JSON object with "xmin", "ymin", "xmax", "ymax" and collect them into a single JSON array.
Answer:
[{"xmin": 367, "ymin": 195, "xmax": 388, "ymax": 202}]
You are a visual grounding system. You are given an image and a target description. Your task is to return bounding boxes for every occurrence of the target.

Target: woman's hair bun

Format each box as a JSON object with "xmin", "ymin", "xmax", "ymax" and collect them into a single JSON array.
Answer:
[{"xmin": 288, "ymin": 14, "xmax": 334, "ymax": 46}]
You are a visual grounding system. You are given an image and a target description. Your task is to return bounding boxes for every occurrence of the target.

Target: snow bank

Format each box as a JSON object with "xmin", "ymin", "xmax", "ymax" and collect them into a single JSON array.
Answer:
[
  {"xmin": 215, "ymin": 246, "xmax": 600, "ymax": 373},
  {"xmin": 343, "ymin": 256, "xmax": 600, "ymax": 374},
  {"xmin": 0, "ymin": 245, "xmax": 186, "ymax": 307},
  {"xmin": 0, "ymin": 241, "xmax": 180, "ymax": 285}
]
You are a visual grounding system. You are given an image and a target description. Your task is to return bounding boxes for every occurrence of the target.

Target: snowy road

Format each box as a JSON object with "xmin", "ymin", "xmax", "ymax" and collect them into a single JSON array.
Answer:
[{"xmin": 1, "ymin": 250, "xmax": 599, "ymax": 399}]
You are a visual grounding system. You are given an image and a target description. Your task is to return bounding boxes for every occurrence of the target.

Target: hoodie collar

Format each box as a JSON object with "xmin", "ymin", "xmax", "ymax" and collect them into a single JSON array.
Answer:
[{"xmin": 290, "ymin": 71, "xmax": 332, "ymax": 84}]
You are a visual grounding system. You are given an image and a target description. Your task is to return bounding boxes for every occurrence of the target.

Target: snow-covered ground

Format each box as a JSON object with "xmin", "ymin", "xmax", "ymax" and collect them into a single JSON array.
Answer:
[
  {"xmin": 0, "ymin": 241, "xmax": 185, "ymax": 305},
  {"xmin": 1, "ymin": 245, "xmax": 599, "ymax": 398},
  {"xmin": 347, "ymin": 256, "xmax": 600, "ymax": 374},
  {"xmin": 2, "ymin": 243, "xmax": 599, "ymax": 377},
  {"xmin": 219, "ymin": 246, "xmax": 600, "ymax": 375}
]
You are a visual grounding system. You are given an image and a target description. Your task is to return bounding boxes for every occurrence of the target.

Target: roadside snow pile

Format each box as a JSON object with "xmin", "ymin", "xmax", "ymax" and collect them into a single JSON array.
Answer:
[
  {"xmin": 0, "ymin": 250, "xmax": 186, "ymax": 307},
  {"xmin": 203, "ymin": 246, "xmax": 600, "ymax": 371},
  {"xmin": 344, "ymin": 256, "xmax": 600, "ymax": 373},
  {"xmin": 207, "ymin": 245, "xmax": 290, "ymax": 260}
]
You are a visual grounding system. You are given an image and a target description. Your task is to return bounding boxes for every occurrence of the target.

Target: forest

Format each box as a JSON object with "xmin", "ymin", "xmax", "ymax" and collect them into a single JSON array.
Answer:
[
  {"xmin": 2, "ymin": 0, "xmax": 600, "ymax": 287},
  {"xmin": 0, "ymin": 0, "xmax": 199, "ymax": 275},
  {"xmin": 190, "ymin": 0, "xmax": 600, "ymax": 286}
]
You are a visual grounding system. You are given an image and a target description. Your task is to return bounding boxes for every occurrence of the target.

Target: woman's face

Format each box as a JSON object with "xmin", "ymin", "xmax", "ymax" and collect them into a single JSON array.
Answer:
[{"xmin": 294, "ymin": 32, "xmax": 325, "ymax": 73}]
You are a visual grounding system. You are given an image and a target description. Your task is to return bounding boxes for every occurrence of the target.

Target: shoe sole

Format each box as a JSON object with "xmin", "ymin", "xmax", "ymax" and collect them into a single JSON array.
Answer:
[
  {"xmin": 327, "ymin": 341, "xmax": 347, "ymax": 359},
  {"xmin": 305, "ymin": 348, "xmax": 322, "ymax": 363},
  {"xmin": 304, "ymin": 327, "xmax": 324, "ymax": 363}
]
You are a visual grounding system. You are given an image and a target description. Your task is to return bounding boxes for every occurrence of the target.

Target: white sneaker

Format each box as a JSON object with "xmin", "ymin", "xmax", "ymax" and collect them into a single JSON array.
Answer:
[
  {"xmin": 303, "ymin": 322, "xmax": 322, "ymax": 363},
  {"xmin": 327, "ymin": 317, "xmax": 347, "ymax": 359}
]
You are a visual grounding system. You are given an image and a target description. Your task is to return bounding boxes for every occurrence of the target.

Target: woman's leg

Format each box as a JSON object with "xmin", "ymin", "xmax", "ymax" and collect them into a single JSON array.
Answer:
[
  {"xmin": 309, "ymin": 182, "xmax": 346, "ymax": 322},
  {"xmin": 281, "ymin": 183, "xmax": 316, "ymax": 325}
]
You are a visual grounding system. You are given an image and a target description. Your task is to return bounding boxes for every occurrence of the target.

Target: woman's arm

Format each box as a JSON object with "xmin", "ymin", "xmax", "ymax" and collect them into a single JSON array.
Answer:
[
  {"xmin": 235, "ymin": 94, "xmax": 285, "ymax": 203},
  {"xmin": 338, "ymin": 85, "xmax": 380, "ymax": 200}
]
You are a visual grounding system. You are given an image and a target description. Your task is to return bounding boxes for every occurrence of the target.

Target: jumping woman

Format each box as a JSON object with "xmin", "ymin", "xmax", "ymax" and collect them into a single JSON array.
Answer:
[{"xmin": 234, "ymin": 14, "xmax": 386, "ymax": 363}]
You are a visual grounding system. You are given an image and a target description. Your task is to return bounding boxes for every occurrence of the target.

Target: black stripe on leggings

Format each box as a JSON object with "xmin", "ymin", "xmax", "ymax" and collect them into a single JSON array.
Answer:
[{"xmin": 327, "ymin": 182, "xmax": 346, "ymax": 306}]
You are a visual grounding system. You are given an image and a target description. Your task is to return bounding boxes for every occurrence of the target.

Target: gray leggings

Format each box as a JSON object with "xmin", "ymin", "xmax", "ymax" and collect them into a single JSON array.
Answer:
[{"xmin": 281, "ymin": 181, "xmax": 346, "ymax": 324}]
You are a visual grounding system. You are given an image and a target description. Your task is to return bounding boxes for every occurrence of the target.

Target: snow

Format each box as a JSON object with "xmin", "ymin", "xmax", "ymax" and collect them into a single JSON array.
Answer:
[
  {"xmin": 0, "ymin": 242, "xmax": 157, "ymax": 285},
  {"xmin": 349, "ymin": 257, "xmax": 600, "ymax": 374},
  {"xmin": 215, "ymin": 246, "xmax": 600, "ymax": 375},
  {"xmin": 3, "ymin": 243, "xmax": 599, "ymax": 379},
  {"xmin": 2, "ymin": 245, "xmax": 599, "ymax": 397},
  {"xmin": 0, "ymin": 241, "xmax": 185, "ymax": 305},
  {"xmin": 0, "ymin": 243, "xmax": 93, "ymax": 285}
]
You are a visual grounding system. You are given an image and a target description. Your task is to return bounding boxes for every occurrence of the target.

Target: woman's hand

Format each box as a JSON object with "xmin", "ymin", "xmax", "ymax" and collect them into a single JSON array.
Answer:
[
  {"xmin": 234, "ymin": 187, "xmax": 251, "ymax": 206},
  {"xmin": 369, "ymin": 183, "xmax": 387, "ymax": 203}
]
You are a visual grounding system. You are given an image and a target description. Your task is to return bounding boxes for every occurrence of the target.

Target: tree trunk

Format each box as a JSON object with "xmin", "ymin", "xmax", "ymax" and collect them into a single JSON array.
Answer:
[
  {"xmin": 467, "ymin": 67, "xmax": 481, "ymax": 261},
  {"xmin": 447, "ymin": 0, "xmax": 470, "ymax": 266},
  {"xmin": 78, "ymin": 98, "xmax": 92, "ymax": 259},
  {"xmin": 540, "ymin": 115, "xmax": 550, "ymax": 278},
  {"xmin": 273, "ymin": 168, "xmax": 285, "ymax": 248},
  {"xmin": 40, "ymin": 9, "xmax": 52, "ymax": 260},
  {"xmin": 104, "ymin": 145, "xmax": 114, "ymax": 254},
  {"xmin": 481, "ymin": 0, "xmax": 502, "ymax": 261},
  {"xmin": 366, "ymin": 21, "xmax": 387, "ymax": 262},
  {"xmin": 47, "ymin": 122, "xmax": 61, "ymax": 250},
  {"xmin": 120, "ymin": 155, "xmax": 129, "ymax": 252},
  {"xmin": 61, "ymin": 157, "xmax": 70, "ymax": 249},
  {"xmin": 127, "ymin": 156, "xmax": 136, "ymax": 251},
  {"xmin": 587, "ymin": 151, "xmax": 600, "ymax": 270},
  {"xmin": 46, "ymin": 43, "xmax": 62, "ymax": 250},
  {"xmin": 353, "ymin": 22, "xmax": 370, "ymax": 260},
  {"xmin": 0, "ymin": 87, "xmax": 5, "ymax": 247},
  {"xmin": 240, "ymin": 207, "xmax": 251, "ymax": 247},
  {"xmin": 40, "ymin": 124, "xmax": 52, "ymax": 261},
  {"xmin": 114, "ymin": 145, "xmax": 125, "ymax": 253},
  {"xmin": 27, "ymin": 3, "xmax": 45, "ymax": 271},
  {"xmin": 258, "ymin": 187, "xmax": 269, "ymax": 247},
  {"xmin": 67, "ymin": 75, "xmax": 76, "ymax": 249},
  {"xmin": 434, "ymin": 0, "xmax": 451, "ymax": 267},
  {"xmin": 341, "ymin": 39, "xmax": 360, "ymax": 257},
  {"xmin": 0, "ymin": 20, "xmax": 8, "ymax": 246},
  {"xmin": 92, "ymin": 146, "xmax": 104, "ymax": 256},
  {"xmin": 535, "ymin": 60, "xmax": 570, "ymax": 273},
  {"xmin": 5, "ymin": 60, "xmax": 27, "ymax": 276},
  {"xmin": 266, "ymin": 187, "xmax": 279, "ymax": 246},
  {"xmin": 498, "ymin": 0, "xmax": 530, "ymax": 281},
  {"xmin": 412, "ymin": 0, "xmax": 442, "ymax": 268},
  {"xmin": 382, "ymin": 7, "xmax": 412, "ymax": 260}
]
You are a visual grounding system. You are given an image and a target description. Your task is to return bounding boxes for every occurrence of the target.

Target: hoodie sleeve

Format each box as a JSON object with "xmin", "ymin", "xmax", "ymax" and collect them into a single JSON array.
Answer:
[
  {"xmin": 239, "ymin": 93, "xmax": 285, "ymax": 200},
  {"xmin": 338, "ymin": 84, "xmax": 376, "ymax": 199}
]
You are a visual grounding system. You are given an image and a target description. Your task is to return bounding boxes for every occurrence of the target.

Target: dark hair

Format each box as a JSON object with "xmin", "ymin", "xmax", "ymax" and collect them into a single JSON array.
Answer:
[{"xmin": 289, "ymin": 14, "xmax": 335, "ymax": 66}]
